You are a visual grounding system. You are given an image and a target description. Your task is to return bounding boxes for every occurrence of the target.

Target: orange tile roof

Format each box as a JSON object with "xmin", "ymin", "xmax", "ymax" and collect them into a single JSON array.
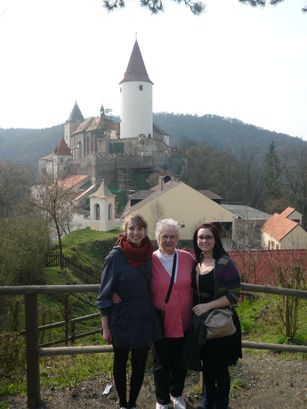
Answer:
[
  {"xmin": 262, "ymin": 212, "xmax": 297, "ymax": 241},
  {"xmin": 58, "ymin": 175, "xmax": 89, "ymax": 190},
  {"xmin": 279, "ymin": 207, "xmax": 295, "ymax": 218}
]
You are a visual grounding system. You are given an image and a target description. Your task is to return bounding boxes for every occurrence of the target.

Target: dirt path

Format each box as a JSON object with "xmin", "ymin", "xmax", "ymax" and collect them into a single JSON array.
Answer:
[{"xmin": 1, "ymin": 352, "xmax": 306, "ymax": 409}]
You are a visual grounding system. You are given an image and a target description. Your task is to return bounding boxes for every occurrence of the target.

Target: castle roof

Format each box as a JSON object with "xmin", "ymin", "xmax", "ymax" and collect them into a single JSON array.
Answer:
[
  {"xmin": 68, "ymin": 102, "xmax": 84, "ymax": 122},
  {"xmin": 73, "ymin": 117, "xmax": 102, "ymax": 134},
  {"xmin": 55, "ymin": 138, "xmax": 71, "ymax": 156},
  {"xmin": 71, "ymin": 116, "xmax": 119, "ymax": 135},
  {"xmin": 153, "ymin": 123, "xmax": 169, "ymax": 136},
  {"xmin": 120, "ymin": 40, "xmax": 153, "ymax": 84}
]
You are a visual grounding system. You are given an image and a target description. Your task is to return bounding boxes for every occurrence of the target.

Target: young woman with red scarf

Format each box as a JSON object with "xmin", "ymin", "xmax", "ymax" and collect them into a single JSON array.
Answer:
[{"xmin": 96, "ymin": 214, "xmax": 161, "ymax": 409}]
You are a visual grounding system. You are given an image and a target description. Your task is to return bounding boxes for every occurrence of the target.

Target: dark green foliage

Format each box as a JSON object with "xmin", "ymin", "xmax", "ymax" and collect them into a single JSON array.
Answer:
[
  {"xmin": 281, "ymin": 145, "xmax": 307, "ymax": 228},
  {"xmin": 0, "ymin": 215, "xmax": 49, "ymax": 285},
  {"xmin": 263, "ymin": 142, "xmax": 283, "ymax": 212},
  {"xmin": 0, "ymin": 161, "xmax": 33, "ymax": 219}
]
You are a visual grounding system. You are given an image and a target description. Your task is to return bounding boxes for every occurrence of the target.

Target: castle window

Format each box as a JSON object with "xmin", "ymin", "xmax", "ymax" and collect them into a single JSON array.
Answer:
[
  {"xmin": 109, "ymin": 142, "xmax": 124, "ymax": 154},
  {"xmin": 108, "ymin": 203, "xmax": 113, "ymax": 220},
  {"xmin": 94, "ymin": 204, "xmax": 100, "ymax": 220},
  {"xmin": 139, "ymin": 85, "xmax": 143, "ymax": 91}
]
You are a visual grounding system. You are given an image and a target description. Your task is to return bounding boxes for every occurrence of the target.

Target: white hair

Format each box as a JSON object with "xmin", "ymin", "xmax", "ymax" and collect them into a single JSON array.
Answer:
[{"xmin": 155, "ymin": 218, "xmax": 180, "ymax": 242}]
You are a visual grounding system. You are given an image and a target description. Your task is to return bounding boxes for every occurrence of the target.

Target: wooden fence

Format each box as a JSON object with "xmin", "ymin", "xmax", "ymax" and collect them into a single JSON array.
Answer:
[
  {"xmin": 45, "ymin": 252, "xmax": 100, "ymax": 284},
  {"xmin": 0, "ymin": 283, "xmax": 306, "ymax": 409}
]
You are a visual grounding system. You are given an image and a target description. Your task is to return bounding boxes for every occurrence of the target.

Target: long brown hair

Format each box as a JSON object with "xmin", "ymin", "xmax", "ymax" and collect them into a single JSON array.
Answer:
[{"xmin": 193, "ymin": 222, "xmax": 228, "ymax": 263}]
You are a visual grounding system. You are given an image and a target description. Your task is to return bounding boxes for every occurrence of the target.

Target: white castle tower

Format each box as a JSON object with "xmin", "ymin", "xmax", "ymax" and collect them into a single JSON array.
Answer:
[{"xmin": 119, "ymin": 40, "xmax": 153, "ymax": 139}]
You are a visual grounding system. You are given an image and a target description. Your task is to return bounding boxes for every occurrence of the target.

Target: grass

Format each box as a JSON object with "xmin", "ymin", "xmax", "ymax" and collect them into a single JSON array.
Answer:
[
  {"xmin": 237, "ymin": 293, "xmax": 307, "ymax": 353},
  {"xmin": 62, "ymin": 228, "xmax": 119, "ymax": 247},
  {"xmin": 60, "ymin": 227, "xmax": 119, "ymax": 271},
  {"xmin": 39, "ymin": 353, "xmax": 114, "ymax": 388}
]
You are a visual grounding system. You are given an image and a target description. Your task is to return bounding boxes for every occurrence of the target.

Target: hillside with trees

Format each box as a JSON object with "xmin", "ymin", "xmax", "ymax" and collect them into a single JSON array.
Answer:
[
  {"xmin": 0, "ymin": 125, "xmax": 63, "ymax": 172},
  {"xmin": 154, "ymin": 113, "xmax": 306, "ymax": 156},
  {"xmin": 1, "ymin": 113, "xmax": 306, "ymax": 171}
]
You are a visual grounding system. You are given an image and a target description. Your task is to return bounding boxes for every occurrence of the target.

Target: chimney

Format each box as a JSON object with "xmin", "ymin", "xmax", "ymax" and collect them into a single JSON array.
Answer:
[{"xmin": 160, "ymin": 176, "xmax": 164, "ymax": 191}]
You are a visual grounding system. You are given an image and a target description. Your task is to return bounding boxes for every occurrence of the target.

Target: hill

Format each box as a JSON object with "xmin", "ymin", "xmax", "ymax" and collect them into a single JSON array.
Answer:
[
  {"xmin": 0, "ymin": 114, "xmax": 306, "ymax": 172},
  {"xmin": 153, "ymin": 113, "xmax": 306, "ymax": 156},
  {"xmin": 0, "ymin": 124, "xmax": 64, "ymax": 172}
]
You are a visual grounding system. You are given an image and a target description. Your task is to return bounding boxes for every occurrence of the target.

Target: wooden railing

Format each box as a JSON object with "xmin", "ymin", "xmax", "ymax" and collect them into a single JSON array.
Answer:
[{"xmin": 0, "ymin": 283, "xmax": 306, "ymax": 408}]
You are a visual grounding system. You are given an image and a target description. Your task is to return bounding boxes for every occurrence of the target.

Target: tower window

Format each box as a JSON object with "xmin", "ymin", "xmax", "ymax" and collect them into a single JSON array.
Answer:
[
  {"xmin": 139, "ymin": 85, "xmax": 143, "ymax": 91},
  {"xmin": 120, "ymin": 87, "xmax": 122, "ymax": 93}
]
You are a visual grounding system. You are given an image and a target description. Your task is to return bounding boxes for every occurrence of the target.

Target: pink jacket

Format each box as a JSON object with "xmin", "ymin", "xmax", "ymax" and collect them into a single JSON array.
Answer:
[{"xmin": 151, "ymin": 249, "xmax": 194, "ymax": 338}]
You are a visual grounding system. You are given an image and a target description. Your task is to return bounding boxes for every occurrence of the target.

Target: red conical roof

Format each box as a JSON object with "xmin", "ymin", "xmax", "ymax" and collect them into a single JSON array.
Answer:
[{"xmin": 55, "ymin": 138, "xmax": 71, "ymax": 156}]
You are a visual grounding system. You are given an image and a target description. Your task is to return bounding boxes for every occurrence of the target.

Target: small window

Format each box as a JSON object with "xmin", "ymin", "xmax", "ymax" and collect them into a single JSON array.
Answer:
[
  {"xmin": 120, "ymin": 87, "xmax": 122, "ymax": 93},
  {"xmin": 139, "ymin": 85, "xmax": 143, "ymax": 91},
  {"xmin": 108, "ymin": 203, "xmax": 113, "ymax": 220},
  {"xmin": 94, "ymin": 204, "xmax": 100, "ymax": 220}
]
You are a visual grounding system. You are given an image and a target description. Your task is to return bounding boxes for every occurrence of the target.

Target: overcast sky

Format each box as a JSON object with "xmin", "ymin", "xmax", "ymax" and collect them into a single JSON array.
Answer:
[{"xmin": 0, "ymin": 0, "xmax": 306, "ymax": 140}]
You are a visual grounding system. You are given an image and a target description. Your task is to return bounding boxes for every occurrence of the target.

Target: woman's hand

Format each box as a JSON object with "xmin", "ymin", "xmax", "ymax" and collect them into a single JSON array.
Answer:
[
  {"xmin": 192, "ymin": 303, "xmax": 211, "ymax": 316},
  {"xmin": 101, "ymin": 316, "xmax": 112, "ymax": 344},
  {"xmin": 112, "ymin": 292, "xmax": 122, "ymax": 304},
  {"xmin": 193, "ymin": 296, "xmax": 230, "ymax": 316},
  {"xmin": 101, "ymin": 326, "xmax": 112, "ymax": 344}
]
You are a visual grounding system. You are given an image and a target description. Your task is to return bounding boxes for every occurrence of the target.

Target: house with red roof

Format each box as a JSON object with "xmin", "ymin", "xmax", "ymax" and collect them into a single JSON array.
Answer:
[{"xmin": 261, "ymin": 207, "xmax": 307, "ymax": 249}]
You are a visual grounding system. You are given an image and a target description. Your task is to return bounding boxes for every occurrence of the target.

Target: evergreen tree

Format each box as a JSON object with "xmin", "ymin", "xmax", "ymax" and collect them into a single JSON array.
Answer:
[{"xmin": 264, "ymin": 141, "xmax": 282, "ymax": 209}]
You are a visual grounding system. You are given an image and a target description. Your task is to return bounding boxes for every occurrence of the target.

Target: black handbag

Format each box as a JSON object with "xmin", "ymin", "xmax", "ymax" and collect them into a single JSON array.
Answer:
[{"xmin": 155, "ymin": 252, "xmax": 177, "ymax": 336}]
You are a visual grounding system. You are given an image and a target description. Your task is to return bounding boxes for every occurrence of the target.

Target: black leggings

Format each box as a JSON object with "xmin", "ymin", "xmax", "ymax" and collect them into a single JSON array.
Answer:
[
  {"xmin": 203, "ymin": 360, "xmax": 230, "ymax": 397},
  {"xmin": 113, "ymin": 345, "xmax": 149, "ymax": 408}
]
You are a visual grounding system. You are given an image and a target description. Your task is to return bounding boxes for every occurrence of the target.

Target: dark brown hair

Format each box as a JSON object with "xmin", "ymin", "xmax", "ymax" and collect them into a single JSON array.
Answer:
[{"xmin": 192, "ymin": 222, "xmax": 228, "ymax": 263}]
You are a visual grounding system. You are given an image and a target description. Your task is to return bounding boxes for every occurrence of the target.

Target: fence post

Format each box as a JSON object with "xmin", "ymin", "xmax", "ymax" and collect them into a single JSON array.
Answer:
[{"xmin": 24, "ymin": 293, "xmax": 41, "ymax": 408}]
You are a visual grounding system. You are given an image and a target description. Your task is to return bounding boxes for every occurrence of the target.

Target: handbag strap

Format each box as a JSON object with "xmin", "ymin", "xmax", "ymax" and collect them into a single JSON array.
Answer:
[{"xmin": 164, "ymin": 252, "xmax": 177, "ymax": 305}]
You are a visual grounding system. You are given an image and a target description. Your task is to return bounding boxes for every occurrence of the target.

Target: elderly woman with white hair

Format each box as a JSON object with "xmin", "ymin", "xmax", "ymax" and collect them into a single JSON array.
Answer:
[{"xmin": 151, "ymin": 218, "xmax": 194, "ymax": 409}]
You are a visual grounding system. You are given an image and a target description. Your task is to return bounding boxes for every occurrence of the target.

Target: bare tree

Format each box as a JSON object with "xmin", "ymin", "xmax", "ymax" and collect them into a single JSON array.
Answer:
[{"xmin": 32, "ymin": 177, "xmax": 75, "ymax": 268}]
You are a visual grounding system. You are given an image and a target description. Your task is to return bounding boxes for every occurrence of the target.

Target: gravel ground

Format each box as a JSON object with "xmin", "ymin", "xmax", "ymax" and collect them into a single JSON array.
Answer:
[{"xmin": 1, "ymin": 352, "xmax": 307, "ymax": 409}]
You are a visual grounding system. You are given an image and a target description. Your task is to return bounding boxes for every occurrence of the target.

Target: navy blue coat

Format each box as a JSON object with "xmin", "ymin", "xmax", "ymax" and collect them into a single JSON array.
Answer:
[{"xmin": 96, "ymin": 247, "xmax": 162, "ymax": 349}]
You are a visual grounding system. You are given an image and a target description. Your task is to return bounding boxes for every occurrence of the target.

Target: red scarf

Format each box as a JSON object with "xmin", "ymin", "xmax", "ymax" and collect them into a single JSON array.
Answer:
[{"xmin": 116, "ymin": 234, "xmax": 154, "ymax": 268}]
